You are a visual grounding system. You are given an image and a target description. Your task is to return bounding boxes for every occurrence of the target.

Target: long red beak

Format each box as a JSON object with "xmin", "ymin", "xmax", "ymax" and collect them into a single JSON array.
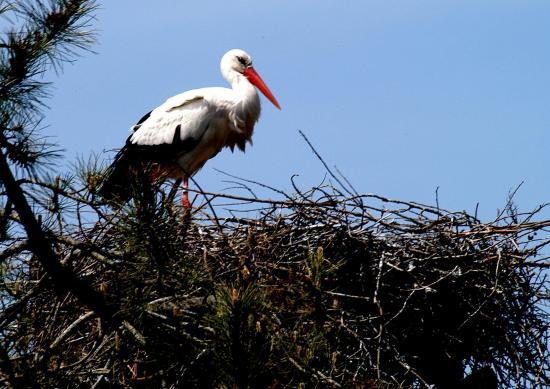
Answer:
[{"xmin": 244, "ymin": 67, "xmax": 281, "ymax": 109}]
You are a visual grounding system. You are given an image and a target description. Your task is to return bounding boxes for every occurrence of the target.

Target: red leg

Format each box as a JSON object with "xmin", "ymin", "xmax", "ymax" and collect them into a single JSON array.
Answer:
[{"xmin": 182, "ymin": 177, "xmax": 190, "ymax": 209}]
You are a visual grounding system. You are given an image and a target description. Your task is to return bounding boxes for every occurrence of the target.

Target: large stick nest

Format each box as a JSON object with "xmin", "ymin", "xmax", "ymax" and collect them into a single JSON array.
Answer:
[{"xmin": 1, "ymin": 176, "xmax": 549, "ymax": 388}]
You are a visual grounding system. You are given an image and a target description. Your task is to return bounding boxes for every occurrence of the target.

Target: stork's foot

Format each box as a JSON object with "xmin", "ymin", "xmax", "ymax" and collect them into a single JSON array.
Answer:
[
  {"xmin": 182, "ymin": 191, "xmax": 191, "ymax": 209},
  {"xmin": 181, "ymin": 178, "xmax": 191, "ymax": 210}
]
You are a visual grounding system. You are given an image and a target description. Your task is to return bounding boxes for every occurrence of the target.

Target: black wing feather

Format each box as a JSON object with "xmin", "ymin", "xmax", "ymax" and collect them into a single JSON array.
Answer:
[{"xmin": 99, "ymin": 124, "xmax": 205, "ymax": 204}]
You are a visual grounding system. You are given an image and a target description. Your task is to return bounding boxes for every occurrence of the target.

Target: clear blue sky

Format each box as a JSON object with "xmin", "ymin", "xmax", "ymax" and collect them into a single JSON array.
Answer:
[{"xmin": 44, "ymin": 1, "xmax": 550, "ymax": 220}]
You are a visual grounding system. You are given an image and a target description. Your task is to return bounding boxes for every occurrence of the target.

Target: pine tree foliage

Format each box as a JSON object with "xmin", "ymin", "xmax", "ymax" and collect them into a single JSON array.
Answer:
[
  {"xmin": 0, "ymin": 2, "xmax": 549, "ymax": 388},
  {"xmin": 0, "ymin": 0, "xmax": 95, "ymax": 172}
]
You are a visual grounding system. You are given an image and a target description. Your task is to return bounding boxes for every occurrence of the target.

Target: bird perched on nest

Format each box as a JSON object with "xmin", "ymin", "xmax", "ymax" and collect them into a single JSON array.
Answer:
[{"xmin": 99, "ymin": 49, "xmax": 280, "ymax": 208}]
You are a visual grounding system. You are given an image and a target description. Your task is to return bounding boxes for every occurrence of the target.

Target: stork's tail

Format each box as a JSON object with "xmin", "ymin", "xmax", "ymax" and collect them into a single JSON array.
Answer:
[{"xmin": 99, "ymin": 147, "xmax": 134, "ymax": 204}]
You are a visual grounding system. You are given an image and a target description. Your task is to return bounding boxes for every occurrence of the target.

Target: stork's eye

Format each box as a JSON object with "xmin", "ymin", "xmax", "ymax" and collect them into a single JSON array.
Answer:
[{"xmin": 236, "ymin": 56, "xmax": 247, "ymax": 66}]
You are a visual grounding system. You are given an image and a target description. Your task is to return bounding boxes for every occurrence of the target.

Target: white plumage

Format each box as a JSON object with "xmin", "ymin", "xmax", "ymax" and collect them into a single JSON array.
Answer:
[{"xmin": 100, "ymin": 49, "xmax": 280, "ymax": 207}]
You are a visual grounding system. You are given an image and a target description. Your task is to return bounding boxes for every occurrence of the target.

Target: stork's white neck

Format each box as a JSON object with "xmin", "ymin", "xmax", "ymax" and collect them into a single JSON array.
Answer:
[
  {"xmin": 231, "ymin": 73, "xmax": 258, "ymax": 99},
  {"xmin": 225, "ymin": 71, "xmax": 261, "ymax": 132}
]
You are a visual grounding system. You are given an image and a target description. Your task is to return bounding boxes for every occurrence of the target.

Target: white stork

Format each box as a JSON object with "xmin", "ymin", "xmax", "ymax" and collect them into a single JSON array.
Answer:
[{"xmin": 99, "ymin": 49, "xmax": 280, "ymax": 208}]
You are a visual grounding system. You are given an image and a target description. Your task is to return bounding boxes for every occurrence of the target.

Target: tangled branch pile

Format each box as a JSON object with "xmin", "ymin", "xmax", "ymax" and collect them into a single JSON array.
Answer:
[{"xmin": 1, "ymin": 175, "xmax": 549, "ymax": 388}]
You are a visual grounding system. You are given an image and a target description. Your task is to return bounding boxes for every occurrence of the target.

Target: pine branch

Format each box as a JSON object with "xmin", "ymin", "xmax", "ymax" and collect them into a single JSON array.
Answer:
[
  {"xmin": 0, "ymin": 0, "xmax": 96, "ymax": 171},
  {"xmin": 0, "ymin": 147, "xmax": 115, "ymax": 321},
  {"xmin": 0, "ymin": 1, "xmax": 118, "ymax": 325}
]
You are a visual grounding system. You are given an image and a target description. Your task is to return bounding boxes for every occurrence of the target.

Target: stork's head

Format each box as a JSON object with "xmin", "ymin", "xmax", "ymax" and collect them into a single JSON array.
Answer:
[
  {"xmin": 221, "ymin": 49, "xmax": 252, "ymax": 74},
  {"xmin": 221, "ymin": 49, "xmax": 281, "ymax": 109}
]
